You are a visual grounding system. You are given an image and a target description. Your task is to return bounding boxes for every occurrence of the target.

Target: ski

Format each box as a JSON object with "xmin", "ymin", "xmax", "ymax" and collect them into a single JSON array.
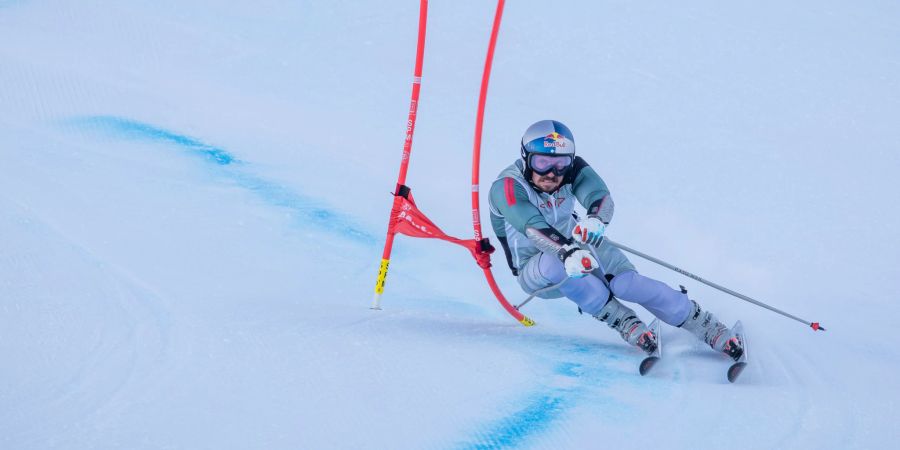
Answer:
[
  {"xmin": 726, "ymin": 320, "xmax": 749, "ymax": 383},
  {"xmin": 639, "ymin": 318, "xmax": 661, "ymax": 376}
]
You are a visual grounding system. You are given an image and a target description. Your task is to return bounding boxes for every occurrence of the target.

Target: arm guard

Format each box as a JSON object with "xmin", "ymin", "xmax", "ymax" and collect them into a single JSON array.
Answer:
[
  {"xmin": 587, "ymin": 195, "xmax": 615, "ymax": 224},
  {"xmin": 571, "ymin": 157, "xmax": 615, "ymax": 223}
]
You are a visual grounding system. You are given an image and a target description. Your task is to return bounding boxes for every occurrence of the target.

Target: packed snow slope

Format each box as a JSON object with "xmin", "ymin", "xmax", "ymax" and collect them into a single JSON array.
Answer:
[{"xmin": 2, "ymin": 1, "xmax": 899, "ymax": 449}]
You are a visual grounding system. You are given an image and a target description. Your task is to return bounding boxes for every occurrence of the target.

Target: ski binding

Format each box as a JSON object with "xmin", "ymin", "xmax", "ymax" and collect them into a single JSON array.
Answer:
[
  {"xmin": 639, "ymin": 318, "xmax": 662, "ymax": 376},
  {"xmin": 726, "ymin": 320, "xmax": 749, "ymax": 383}
]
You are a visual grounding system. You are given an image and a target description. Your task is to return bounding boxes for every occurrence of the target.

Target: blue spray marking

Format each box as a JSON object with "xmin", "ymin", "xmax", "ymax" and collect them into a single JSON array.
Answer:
[
  {"xmin": 461, "ymin": 393, "xmax": 570, "ymax": 450},
  {"xmin": 68, "ymin": 115, "xmax": 375, "ymax": 244},
  {"xmin": 72, "ymin": 115, "xmax": 236, "ymax": 165},
  {"xmin": 454, "ymin": 357, "xmax": 582, "ymax": 450},
  {"xmin": 554, "ymin": 361, "xmax": 582, "ymax": 377},
  {"xmin": 451, "ymin": 330, "xmax": 658, "ymax": 450}
]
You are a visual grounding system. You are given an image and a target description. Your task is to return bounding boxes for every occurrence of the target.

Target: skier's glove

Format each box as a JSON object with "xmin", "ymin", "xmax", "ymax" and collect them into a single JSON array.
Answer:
[
  {"xmin": 572, "ymin": 216, "xmax": 606, "ymax": 247},
  {"xmin": 559, "ymin": 243, "xmax": 599, "ymax": 278}
]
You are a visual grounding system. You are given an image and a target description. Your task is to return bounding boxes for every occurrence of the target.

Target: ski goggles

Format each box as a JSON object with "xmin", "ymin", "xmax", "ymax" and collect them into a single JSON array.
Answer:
[{"xmin": 529, "ymin": 154, "xmax": 573, "ymax": 176}]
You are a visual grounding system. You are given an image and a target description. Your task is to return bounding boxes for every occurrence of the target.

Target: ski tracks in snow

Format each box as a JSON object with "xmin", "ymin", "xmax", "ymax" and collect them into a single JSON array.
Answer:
[
  {"xmin": 642, "ymin": 329, "xmax": 862, "ymax": 449},
  {"xmin": 0, "ymin": 197, "xmax": 176, "ymax": 449},
  {"xmin": 768, "ymin": 344, "xmax": 859, "ymax": 448}
]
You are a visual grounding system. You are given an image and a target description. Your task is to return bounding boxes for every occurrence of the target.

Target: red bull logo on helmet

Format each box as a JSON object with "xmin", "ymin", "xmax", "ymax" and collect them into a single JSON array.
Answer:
[{"xmin": 543, "ymin": 132, "xmax": 568, "ymax": 149}]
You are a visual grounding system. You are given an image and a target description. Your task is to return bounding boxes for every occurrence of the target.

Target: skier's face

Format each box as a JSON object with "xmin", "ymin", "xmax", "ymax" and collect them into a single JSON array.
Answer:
[{"xmin": 531, "ymin": 170, "xmax": 563, "ymax": 193}]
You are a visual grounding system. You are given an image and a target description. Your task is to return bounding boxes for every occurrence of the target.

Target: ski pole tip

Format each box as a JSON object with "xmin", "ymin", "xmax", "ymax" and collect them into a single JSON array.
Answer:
[{"xmin": 811, "ymin": 322, "xmax": 825, "ymax": 331}]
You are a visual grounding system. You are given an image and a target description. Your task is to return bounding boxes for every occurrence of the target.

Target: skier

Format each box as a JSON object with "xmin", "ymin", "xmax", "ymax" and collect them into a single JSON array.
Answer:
[{"xmin": 489, "ymin": 119, "xmax": 743, "ymax": 360}]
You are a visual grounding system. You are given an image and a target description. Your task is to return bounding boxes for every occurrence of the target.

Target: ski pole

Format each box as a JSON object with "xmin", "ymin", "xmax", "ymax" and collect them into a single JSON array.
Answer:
[
  {"xmin": 515, "ymin": 278, "xmax": 569, "ymax": 310},
  {"xmin": 604, "ymin": 238, "xmax": 825, "ymax": 331}
]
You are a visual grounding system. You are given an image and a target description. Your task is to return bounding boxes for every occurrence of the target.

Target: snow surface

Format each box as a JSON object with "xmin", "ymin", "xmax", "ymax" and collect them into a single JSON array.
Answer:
[{"xmin": 2, "ymin": 1, "xmax": 899, "ymax": 448}]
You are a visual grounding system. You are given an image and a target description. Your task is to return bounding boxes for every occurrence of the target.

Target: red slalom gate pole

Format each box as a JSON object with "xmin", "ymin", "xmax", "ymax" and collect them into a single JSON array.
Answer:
[
  {"xmin": 372, "ymin": 0, "xmax": 428, "ymax": 310},
  {"xmin": 470, "ymin": 0, "xmax": 534, "ymax": 326}
]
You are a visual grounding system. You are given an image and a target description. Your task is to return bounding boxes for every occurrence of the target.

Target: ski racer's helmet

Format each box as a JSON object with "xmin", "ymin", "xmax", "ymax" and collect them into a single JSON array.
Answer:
[{"xmin": 520, "ymin": 120, "xmax": 576, "ymax": 177}]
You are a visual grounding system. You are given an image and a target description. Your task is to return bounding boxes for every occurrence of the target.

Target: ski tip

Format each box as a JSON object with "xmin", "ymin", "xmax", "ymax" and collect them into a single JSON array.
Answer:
[
  {"xmin": 727, "ymin": 362, "xmax": 747, "ymax": 383},
  {"xmin": 639, "ymin": 356, "xmax": 659, "ymax": 376},
  {"xmin": 811, "ymin": 322, "xmax": 826, "ymax": 332}
]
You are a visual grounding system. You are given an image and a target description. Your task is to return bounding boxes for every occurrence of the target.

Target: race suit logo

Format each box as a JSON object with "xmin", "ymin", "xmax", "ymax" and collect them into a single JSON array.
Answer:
[{"xmin": 537, "ymin": 197, "xmax": 566, "ymax": 209}]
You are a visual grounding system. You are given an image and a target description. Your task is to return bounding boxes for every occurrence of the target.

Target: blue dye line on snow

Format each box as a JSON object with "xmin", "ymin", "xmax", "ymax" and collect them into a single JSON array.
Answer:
[
  {"xmin": 72, "ymin": 115, "xmax": 236, "ymax": 165},
  {"xmin": 454, "ymin": 359, "xmax": 580, "ymax": 450},
  {"xmin": 69, "ymin": 115, "xmax": 375, "ymax": 244},
  {"xmin": 453, "ymin": 332, "xmax": 655, "ymax": 450},
  {"xmin": 462, "ymin": 393, "xmax": 570, "ymax": 450},
  {"xmin": 554, "ymin": 361, "xmax": 583, "ymax": 377}
]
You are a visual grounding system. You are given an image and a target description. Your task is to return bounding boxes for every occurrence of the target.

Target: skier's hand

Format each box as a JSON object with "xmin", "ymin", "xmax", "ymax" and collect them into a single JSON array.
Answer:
[
  {"xmin": 572, "ymin": 216, "xmax": 606, "ymax": 247},
  {"xmin": 559, "ymin": 243, "xmax": 599, "ymax": 278}
]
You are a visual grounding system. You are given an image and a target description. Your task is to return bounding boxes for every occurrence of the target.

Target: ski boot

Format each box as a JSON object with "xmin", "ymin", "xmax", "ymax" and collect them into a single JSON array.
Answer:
[
  {"xmin": 679, "ymin": 300, "xmax": 743, "ymax": 361},
  {"xmin": 594, "ymin": 298, "xmax": 658, "ymax": 355}
]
